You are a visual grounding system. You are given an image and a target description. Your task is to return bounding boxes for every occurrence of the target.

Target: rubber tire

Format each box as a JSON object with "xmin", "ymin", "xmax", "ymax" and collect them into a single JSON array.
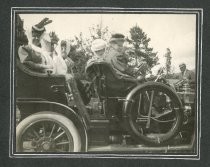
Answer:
[
  {"xmin": 125, "ymin": 82, "xmax": 183, "ymax": 146},
  {"xmin": 16, "ymin": 111, "xmax": 81, "ymax": 152}
]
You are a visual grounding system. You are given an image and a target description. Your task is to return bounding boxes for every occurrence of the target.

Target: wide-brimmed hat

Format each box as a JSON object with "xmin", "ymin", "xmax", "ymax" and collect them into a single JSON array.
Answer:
[
  {"xmin": 91, "ymin": 39, "xmax": 107, "ymax": 52},
  {"xmin": 109, "ymin": 33, "xmax": 125, "ymax": 43}
]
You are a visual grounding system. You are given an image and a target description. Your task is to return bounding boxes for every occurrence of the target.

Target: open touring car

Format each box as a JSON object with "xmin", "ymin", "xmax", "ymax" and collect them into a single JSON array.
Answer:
[{"xmin": 15, "ymin": 57, "xmax": 196, "ymax": 153}]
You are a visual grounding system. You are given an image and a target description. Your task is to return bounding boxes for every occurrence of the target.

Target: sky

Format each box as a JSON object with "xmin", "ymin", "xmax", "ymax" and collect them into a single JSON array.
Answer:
[{"xmin": 19, "ymin": 13, "xmax": 196, "ymax": 72}]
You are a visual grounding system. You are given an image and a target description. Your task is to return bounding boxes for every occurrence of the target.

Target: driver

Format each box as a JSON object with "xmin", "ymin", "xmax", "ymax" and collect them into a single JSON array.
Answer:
[{"xmin": 104, "ymin": 33, "xmax": 147, "ymax": 79}]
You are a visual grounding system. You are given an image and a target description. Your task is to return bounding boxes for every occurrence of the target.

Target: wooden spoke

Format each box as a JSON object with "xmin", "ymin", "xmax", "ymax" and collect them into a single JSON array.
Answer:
[
  {"xmin": 56, "ymin": 141, "xmax": 70, "ymax": 145},
  {"xmin": 49, "ymin": 123, "xmax": 55, "ymax": 138},
  {"xmin": 54, "ymin": 131, "xmax": 65, "ymax": 140},
  {"xmin": 146, "ymin": 90, "xmax": 155, "ymax": 128}
]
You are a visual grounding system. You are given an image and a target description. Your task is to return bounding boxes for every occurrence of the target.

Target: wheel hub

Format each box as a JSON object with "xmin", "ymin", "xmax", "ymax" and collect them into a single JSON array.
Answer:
[
  {"xmin": 35, "ymin": 137, "xmax": 55, "ymax": 151},
  {"xmin": 42, "ymin": 141, "xmax": 51, "ymax": 151}
]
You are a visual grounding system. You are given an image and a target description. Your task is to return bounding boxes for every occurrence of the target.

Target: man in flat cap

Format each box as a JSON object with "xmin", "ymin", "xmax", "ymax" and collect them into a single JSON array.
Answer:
[
  {"xmin": 177, "ymin": 63, "xmax": 195, "ymax": 87},
  {"xmin": 104, "ymin": 33, "xmax": 133, "ymax": 76},
  {"xmin": 104, "ymin": 33, "xmax": 147, "ymax": 78}
]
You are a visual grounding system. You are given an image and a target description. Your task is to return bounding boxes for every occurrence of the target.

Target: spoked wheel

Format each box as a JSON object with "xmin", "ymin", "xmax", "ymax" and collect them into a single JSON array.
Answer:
[
  {"xmin": 125, "ymin": 82, "xmax": 183, "ymax": 145},
  {"xmin": 16, "ymin": 111, "xmax": 81, "ymax": 152}
]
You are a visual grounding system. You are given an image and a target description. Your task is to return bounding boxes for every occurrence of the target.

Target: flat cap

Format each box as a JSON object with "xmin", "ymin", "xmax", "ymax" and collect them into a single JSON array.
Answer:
[
  {"xmin": 179, "ymin": 63, "xmax": 186, "ymax": 67},
  {"xmin": 109, "ymin": 33, "xmax": 125, "ymax": 43}
]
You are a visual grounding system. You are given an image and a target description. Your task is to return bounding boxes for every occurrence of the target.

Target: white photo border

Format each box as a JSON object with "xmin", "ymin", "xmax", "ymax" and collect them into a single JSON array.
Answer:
[{"xmin": 10, "ymin": 7, "xmax": 203, "ymax": 160}]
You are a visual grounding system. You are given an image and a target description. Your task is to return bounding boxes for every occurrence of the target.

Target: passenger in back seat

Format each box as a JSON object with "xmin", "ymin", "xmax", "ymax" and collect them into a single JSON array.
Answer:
[
  {"xmin": 86, "ymin": 39, "xmax": 107, "ymax": 66},
  {"xmin": 18, "ymin": 34, "xmax": 54, "ymax": 73},
  {"xmin": 18, "ymin": 18, "xmax": 55, "ymax": 73}
]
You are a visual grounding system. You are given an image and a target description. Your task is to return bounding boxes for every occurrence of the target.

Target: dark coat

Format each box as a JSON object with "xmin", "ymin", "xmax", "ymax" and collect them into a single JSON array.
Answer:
[{"xmin": 177, "ymin": 69, "xmax": 195, "ymax": 84}]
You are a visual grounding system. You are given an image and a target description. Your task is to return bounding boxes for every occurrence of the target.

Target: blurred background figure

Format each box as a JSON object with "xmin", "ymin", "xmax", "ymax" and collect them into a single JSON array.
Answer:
[
  {"xmin": 178, "ymin": 63, "xmax": 195, "ymax": 82},
  {"xmin": 176, "ymin": 63, "xmax": 195, "ymax": 89}
]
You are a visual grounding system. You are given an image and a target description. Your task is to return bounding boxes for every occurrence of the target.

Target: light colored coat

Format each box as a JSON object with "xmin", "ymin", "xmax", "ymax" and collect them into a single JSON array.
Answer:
[{"xmin": 104, "ymin": 46, "xmax": 133, "ymax": 76}]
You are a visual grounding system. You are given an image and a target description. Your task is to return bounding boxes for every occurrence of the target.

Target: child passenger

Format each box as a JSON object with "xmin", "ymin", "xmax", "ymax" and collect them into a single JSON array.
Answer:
[{"xmin": 60, "ymin": 40, "xmax": 75, "ymax": 73}]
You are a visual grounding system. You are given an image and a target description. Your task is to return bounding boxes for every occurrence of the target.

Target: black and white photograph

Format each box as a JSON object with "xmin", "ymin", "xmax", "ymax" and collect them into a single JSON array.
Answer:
[{"xmin": 10, "ymin": 8, "xmax": 202, "ymax": 159}]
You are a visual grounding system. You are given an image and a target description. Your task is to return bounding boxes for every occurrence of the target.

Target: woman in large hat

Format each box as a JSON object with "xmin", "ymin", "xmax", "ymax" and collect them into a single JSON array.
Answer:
[{"xmin": 86, "ymin": 38, "xmax": 107, "ymax": 66}]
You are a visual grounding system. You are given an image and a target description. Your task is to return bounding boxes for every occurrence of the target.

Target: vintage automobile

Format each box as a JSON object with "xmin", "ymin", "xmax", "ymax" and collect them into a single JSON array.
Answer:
[{"xmin": 15, "ymin": 55, "xmax": 196, "ymax": 153}]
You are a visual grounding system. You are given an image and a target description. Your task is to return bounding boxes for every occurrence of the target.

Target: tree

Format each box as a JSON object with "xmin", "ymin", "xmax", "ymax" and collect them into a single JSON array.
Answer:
[
  {"xmin": 126, "ymin": 25, "xmax": 158, "ymax": 69},
  {"xmin": 89, "ymin": 24, "xmax": 110, "ymax": 41},
  {"xmin": 67, "ymin": 33, "xmax": 91, "ymax": 79},
  {"xmin": 164, "ymin": 48, "xmax": 172, "ymax": 75}
]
